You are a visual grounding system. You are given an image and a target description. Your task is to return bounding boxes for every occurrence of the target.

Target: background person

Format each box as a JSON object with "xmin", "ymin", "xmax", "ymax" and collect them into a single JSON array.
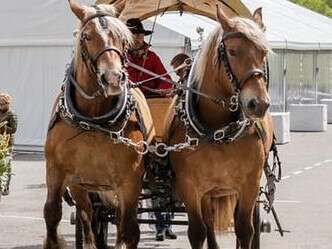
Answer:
[
  {"xmin": 0, "ymin": 93, "xmax": 17, "ymax": 195},
  {"xmin": 126, "ymin": 18, "xmax": 177, "ymax": 241},
  {"xmin": 126, "ymin": 18, "xmax": 172, "ymax": 98},
  {"xmin": 170, "ymin": 53, "xmax": 191, "ymax": 83}
]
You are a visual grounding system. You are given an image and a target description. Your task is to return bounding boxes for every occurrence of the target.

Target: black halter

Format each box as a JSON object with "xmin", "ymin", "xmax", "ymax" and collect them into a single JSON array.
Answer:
[{"xmin": 218, "ymin": 31, "xmax": 266, "ymax": 92}]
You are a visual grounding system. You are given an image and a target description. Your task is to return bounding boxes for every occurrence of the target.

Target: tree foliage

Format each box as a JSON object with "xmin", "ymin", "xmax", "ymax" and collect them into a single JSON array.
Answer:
[
  {"xmin": 0, "ymin": 122, "xmax": 9, "ymax": 191},
  {"xmin": 291, "ymin": 0, "xmax": 332, "ymax": 18}
]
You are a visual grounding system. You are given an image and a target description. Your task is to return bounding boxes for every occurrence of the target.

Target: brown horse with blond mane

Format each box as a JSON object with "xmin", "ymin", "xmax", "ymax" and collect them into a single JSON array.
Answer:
[
  {"xmin": 43, "ymin": 1, "xmax": 154, "ymax": 249},
  {"xmin": 166, "ymin": 7, "xmax": 273, "ymax": 249}
]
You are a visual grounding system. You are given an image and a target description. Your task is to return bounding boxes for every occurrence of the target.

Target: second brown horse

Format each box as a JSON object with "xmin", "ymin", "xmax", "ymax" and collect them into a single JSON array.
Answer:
[{"xmin": 166, "ymin": 7, "xmax": 273, "ymax": 249}]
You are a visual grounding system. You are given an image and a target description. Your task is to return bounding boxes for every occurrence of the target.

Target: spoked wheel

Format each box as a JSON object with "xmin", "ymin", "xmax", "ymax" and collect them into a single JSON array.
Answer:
[
  {"xmin": 75, "ymin": 211, "xmax": 84, "ymax": 249},
  {"xmin": 251, "ymin": 202, "xmax": 261, "ymax": 249},
  {"xmin": 91, "ymin": 206, "xmax": 109, "ymax": 249}
]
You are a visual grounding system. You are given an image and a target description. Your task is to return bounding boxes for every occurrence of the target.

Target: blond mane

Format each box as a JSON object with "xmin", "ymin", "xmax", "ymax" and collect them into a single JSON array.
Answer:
[
  {"xmin": 194, "ymin": 17, "xmax": 270, "ymax": 87},
  {"xmin": 74, "ymin": 4, "xmax": 133, "ymax": 67}
]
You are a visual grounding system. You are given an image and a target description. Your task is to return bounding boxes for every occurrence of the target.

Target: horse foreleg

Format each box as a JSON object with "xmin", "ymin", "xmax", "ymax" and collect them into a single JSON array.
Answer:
[
  {"xmin": 43, "ymin": 163, "xmax": 66, "ymax": 249},
  {"xmin": 179, "ymin": 185, "xmax": 206, "ymax": 249},
  {"xmin": 234, "ymin": 193, "xmax": 257, "ymax": 249},
  {"xmin": 70, "ymin": 186, "xmax": 96, "ymax": 249},
  {"xmin": 202, "ymin": 195, "xmax": 219, "ymax": 249},
  {"xmin": 115, "ymin": 183, "xmax": 140, "ymax": 249}
]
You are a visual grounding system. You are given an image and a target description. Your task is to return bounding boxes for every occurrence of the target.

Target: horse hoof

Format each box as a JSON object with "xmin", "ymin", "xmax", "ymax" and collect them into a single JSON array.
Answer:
[
  {"xmin": 114, "ymin": 243, "xmax": 126, "ymax": 249},
  {"xmin": 43, "ymin": 237, "xmax": 66, "ymax": 249},
  {"xmin": 84, "ymin": 243, "xmax": 97, "ymax": 249}
]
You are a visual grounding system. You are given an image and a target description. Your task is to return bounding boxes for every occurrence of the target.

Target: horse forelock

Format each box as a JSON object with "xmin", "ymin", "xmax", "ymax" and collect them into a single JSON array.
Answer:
[
  {"xmin": 231, "ymin": 17, "xmax": 270, "ymax": 54},
  {"xmin": 73, "ymin": 4, "xmax": 133, "ymax": 67},
  {"xmin": 193, "ymin": 17, "xmax": 270, "ymax": 89}
]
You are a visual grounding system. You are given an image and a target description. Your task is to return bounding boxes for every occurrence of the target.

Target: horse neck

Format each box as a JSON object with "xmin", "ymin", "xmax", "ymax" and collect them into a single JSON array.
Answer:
[
  {"xmin": 197, "ymin": 58, "xmax": 236, "ymax": 129},
  {"xmin": 74, "ymin": 60, "xmax": 115, "ymax": 117}
]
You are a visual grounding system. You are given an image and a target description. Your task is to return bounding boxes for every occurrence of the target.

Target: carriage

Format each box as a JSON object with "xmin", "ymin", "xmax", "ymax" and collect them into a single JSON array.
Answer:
[{"xmin": 44, "ymin": 0, "xmax": 285, "ymax": 249}]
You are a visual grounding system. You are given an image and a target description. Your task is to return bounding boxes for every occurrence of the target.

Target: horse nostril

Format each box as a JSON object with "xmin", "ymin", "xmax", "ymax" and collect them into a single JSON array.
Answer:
[
  {"xmin": 264, "ymin": 100, "xmax": 270, "ymax": 110},
  {"xmin": 248, "ymin": 99, "xmax": 258, "ymax": 110}
]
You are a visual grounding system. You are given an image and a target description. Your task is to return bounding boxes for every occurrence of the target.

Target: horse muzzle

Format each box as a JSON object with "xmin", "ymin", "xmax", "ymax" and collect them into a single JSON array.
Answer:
[
  {"xmin": 244, "ymin": 96, "xmax": 270, "ymax": 119},
  {"xmin": 100, "ymin": 70, "xmax": 125, "ymax": 96}
]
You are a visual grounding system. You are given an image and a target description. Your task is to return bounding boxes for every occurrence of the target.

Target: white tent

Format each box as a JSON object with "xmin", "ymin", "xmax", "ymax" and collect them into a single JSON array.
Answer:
[
  {"xmin": 0, "ymin": 0, "xmax": 94, "ymax": 151},
  {"xmin": 1, "ymin": 0, "xmax": 332, "ymax": 150},
  {"xmin": 149, "ymin": 0, "xmax": 332, "ymax": 50}
]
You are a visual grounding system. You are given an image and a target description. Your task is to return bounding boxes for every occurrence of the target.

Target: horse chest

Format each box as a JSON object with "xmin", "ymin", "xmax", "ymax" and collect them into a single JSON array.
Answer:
[{"xmin": 171, "ymin": 136, "xmax": 264, "ymax": 190}]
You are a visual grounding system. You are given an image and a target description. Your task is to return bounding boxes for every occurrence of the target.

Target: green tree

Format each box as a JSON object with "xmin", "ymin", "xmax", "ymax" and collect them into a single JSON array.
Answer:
[{"xmin": 291, "ymin": 0, "xmax": 332, "ymax": 18}]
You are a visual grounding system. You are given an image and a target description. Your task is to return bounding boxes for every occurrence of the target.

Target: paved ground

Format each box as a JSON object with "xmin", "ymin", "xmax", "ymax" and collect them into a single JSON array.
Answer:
[{"xmin": 1, "ymin": 126, "xmax": 332, "ymax": 249}]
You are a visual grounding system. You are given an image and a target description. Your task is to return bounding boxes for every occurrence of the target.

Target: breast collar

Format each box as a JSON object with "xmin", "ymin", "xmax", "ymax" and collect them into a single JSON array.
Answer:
[
  {"xmin": 181, "ymin": 53, "xmax": 252, "ymax": 143},
  {"xmin": 58, "ymin": 62, "xmax": 129, "ymax": 128}
]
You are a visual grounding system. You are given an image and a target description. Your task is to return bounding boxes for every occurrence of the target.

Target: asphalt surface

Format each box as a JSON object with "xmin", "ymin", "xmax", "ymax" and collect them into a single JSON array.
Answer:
[{"xmin": 0, "ymin": 126, "xmax": 332, "ymax": 249}]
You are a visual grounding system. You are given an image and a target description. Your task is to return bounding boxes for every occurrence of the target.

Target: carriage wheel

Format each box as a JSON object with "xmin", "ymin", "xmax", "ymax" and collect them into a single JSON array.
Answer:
[
  {"xmin": 91, "ymin": 207, "xmax": 109, "ymax": 249},
  {"xmin": 251, "ymin": 202, "xmax": 261, "ymax": 249},
  {"xmin": 75, "ymin": 211, "xmax": 84, "ymax": 249}
]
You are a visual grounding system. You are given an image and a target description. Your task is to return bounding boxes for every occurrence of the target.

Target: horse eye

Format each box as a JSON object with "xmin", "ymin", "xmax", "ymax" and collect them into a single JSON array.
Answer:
[
  {"xmin": 228, "ymin": 49, "xmax": 237, "ymax": 57},
  {"xmin": 82, "ymin": 33, "xmax": 91, "ymax": 41}
]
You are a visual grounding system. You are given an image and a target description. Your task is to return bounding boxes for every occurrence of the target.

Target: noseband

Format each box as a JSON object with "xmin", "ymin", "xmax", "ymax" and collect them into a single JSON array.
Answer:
[
  {"xmin": 218, "ymin": 32, "xmax": 266, "ymax": 95},
  {"xmin": 78, "ymin": 7, "xmax": 126, "ymax": 98}
]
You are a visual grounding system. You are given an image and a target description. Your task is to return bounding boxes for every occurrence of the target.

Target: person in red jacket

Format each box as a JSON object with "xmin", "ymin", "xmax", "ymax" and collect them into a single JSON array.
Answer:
[{"xmin": 126, "ymin": 18, "xmax": 172, "ymax": 98}]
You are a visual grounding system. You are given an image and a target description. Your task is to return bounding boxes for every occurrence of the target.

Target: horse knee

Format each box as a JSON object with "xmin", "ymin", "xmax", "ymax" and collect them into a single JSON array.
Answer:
[
  {"xmin": 187, "ymin": 216, "xmax": 207, "ymax": 249},
  {"xmin": 235, "ymin": 217, "xmax": 254, "ymax": 249},
  {"xmin": 117, "ymin": 209, "xmax": 140, "ymax": 248},
  {"xmin": 44, "ymin": 200, "xmax": 62, "ymax": 228},
  {"xmin": 122, "ymin": 216, "xmax": 140, "ymax": 243}
]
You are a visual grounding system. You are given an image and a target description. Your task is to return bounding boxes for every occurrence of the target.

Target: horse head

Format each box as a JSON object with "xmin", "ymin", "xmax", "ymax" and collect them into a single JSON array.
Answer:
[
  {"xmin": 216, "ymin": 7, "xmax": 270, "ymax": 119},
  {"xmin": 69, "ymin": 0, "xmax": 132, "ymax": 97}
]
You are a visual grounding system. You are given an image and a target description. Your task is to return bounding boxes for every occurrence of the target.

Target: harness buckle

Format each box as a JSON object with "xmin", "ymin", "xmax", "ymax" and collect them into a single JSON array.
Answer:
[
  {"xmin": 110, "ymin": 131, "xmax": 121, "ymax": 140},
  {"xmin": 79, "ymin": 121, "xmax": 91, "ymax": 130},
  {"xmin": 229, "ymin": 92, "xmax": 239, "ymax": 112},
  {"xmin": 214, "ymin": 129, "xmax": 225, "ymax": 141},
  {"xmin": 186, "ymin": 136, "xmax": 199, "ymax": 147}
]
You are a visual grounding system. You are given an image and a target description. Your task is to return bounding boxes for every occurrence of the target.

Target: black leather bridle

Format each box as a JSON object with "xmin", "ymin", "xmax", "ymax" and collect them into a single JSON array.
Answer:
[
  {"xmin": 218, "ymin": 31, "xmax": 267, "ymax": 93},
  {"xmin": 77, "ymin": 7, "xmax": 127, "ymax": 98}
]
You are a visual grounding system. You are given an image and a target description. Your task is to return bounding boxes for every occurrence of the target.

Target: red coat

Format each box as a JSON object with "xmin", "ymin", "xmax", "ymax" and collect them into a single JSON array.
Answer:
[{"xmin": 127, "ymin": 46, "xmax": 172, "ymax": 97}]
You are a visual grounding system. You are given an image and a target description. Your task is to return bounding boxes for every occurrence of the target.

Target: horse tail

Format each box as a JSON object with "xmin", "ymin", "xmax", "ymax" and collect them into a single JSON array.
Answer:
[{"xmin": 212, "ymin": 195, "xmax": 237, "ymax": 232}]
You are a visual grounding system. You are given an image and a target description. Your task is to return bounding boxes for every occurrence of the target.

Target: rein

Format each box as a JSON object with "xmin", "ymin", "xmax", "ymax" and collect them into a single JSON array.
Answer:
[{"xmin": 128, "ymin": 60, "xmax": 231, "ymax": 108}]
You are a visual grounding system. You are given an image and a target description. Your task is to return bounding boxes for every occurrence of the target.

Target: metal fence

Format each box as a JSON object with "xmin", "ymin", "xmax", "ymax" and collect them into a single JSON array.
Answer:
[{"xmin": 268, "ymin": 49, "xmax": 332, "ymax": 112}]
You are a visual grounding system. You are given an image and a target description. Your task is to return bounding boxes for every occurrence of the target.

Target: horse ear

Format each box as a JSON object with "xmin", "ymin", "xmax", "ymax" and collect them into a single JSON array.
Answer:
[
  {"xmin": 216, "ymin": 5, "xmax": 231, "ymax": 32},
  {"xmin": 253, "ymin": 7, "xmax": 266, "ymax": 31},
  {"xmin": 112, "ymin": 0, "xmax": 126, "ymax": 16},
  {"xmin": 68, "ymin": 0, "xmax": 85, "ymax": 21}
]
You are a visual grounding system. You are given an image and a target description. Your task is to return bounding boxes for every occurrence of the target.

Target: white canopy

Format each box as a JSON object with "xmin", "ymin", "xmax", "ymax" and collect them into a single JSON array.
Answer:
[
  {"xmin": 0, "ymin": 0, "xmax": 94, "ymax": 150},
  {"xmin": 150, "ymin": 0, "xmax": 332, "ymax": 50},
  {"xmin": 243, "ymin": 0, "xmax": 332, "ymax": 50}
]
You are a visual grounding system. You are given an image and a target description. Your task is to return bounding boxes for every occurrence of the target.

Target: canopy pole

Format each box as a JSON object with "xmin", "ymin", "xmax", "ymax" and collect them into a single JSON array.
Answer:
[{"xmin": 139, "ymin": 0, "xmax": 162, "ymax": 78}]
